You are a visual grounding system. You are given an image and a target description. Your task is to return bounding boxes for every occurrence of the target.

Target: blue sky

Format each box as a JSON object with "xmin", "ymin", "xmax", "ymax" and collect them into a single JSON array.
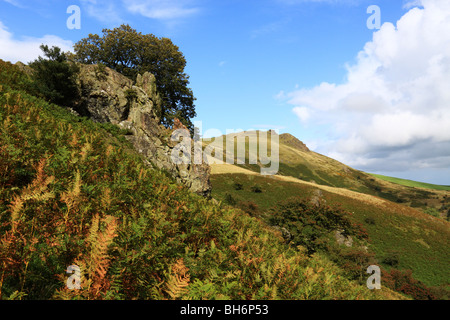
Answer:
[{"xmin": 1, "ymin": 0, "xmax": 450, "ymax": 184}]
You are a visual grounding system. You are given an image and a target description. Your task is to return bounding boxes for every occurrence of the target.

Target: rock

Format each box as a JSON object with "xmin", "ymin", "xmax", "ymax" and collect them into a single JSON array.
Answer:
[
  {"xmin": 310, "ymin": 189, "xmax": 325, "ymax": 206},
  {"xmin": 14, "ymin": 61, "xmax": 34, "ymax": 76},
  {"xmin": 75, "ymin": 63, "xmax": 212, "ymax": 197},
  {"xmin": 334, "ymin": 229, "xmax": 353, "ymax": 247},
  {"xmin": 272, "ymin": 226, "xmax": 292, "ymax": 243}
]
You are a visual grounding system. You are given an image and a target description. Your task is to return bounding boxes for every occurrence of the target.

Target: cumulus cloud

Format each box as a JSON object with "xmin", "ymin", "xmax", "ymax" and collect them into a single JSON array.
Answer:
[
  {"xmin": 284, "ymin": 0, "xmax": 450, "ymax": 177},
  {"xmin": 0, "ymin": 21, "xmax": 73, "ymax": 63},
  {"xmin": 292, "ymin": 106, "xmax": 310, "ymax": 122}
]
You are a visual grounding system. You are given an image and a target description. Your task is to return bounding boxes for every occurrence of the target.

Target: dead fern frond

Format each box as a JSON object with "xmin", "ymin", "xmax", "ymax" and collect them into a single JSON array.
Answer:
[
  {"xmin": 87, "ymin": 215, "xmax": 118, "ymax": 298},
  {"xmin": 80, "ymin": 142, "xmax": 92, "ymax": 162},
  {"xmin": 60, "ymin": 171, "xmax": 82, "ymax": 221},
  {"xmin": 87, "ymin": 214, "xmax": 100, "ymax": 249},
  {"xmin": 164, "ymin": 258, "xmax": 190, "ymax": 299},
  {"xmin": 8, "ymin": 196, "xmax": 24, "ymax": 232},
  {"xmin": 8, "ymin": 158, "xmax": 54, "ymax": 231},
  {"xmin": 100, "ymin": 188, "xmax": 112, "ymax": 210}
]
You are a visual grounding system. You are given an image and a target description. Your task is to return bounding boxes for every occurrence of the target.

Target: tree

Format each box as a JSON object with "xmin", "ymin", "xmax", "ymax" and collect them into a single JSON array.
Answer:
[
  {"xmin": 29, "ymin": 45, "xmax": 79, "ymax": 107},
  {"xmin": 73, "ymin": 24, "xmax": 196, "ymax": 131}
]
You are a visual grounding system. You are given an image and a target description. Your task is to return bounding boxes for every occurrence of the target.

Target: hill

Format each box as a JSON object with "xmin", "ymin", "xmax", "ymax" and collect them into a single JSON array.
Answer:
[
  {"xmin": 202, "ymin": 130, "xmax": 450, "ymax": 219},
  {"xmin": 204, "ymin": 131, "xmax": 450, "ymax": 299},
  {"xmin": 369, "ymin": 173, "xmax": 450, "ymax": 191},
  {"xmin": 0, "ymin": 59, "xmax": 404, "ymax": 300}
]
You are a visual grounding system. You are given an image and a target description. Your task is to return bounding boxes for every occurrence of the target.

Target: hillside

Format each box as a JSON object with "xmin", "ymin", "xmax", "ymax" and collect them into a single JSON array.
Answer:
[
  {"xmin": 369, "ymin": 173, "xmax": 450, "ymax": 192},
  {"xmin": 203, "ymin": 130, "xmax": 450, "ymax": 219},
  {"xmin": 205, "ymin": 132, "xmax": 450, "ymax": 299},
  {"xmin": 0, "ymin": 59, "xmax": 405, "ymax": 300}
]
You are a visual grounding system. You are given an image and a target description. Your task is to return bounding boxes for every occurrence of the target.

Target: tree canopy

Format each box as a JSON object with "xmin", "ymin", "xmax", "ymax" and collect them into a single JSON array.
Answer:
[
  {"xmin": 73, "ymin": 24, "xmax": 196, "ymax": 131},
  {"xmin": 29, "ymin": 45, "xmax": 79, "ymax": 108}
]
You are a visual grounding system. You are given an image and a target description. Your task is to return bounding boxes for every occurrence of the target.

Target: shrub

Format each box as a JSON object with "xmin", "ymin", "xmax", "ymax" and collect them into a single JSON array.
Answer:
[
  {"xmin": 269, "ymin": 197, "xmax": 367, "ymax": 255},
  {"xmin": 364, "ymin": 217, "xmax": 376, "ymax": 225},
  {"xmin": 238, "ymin": 201, "xmax": 260, "ymax": 217},
  {"xmin": 224, "ymin": 193, "xmax": 236, "ymax": 205},
  {"xmin": 233, "ymin": 182, "xmax": 243, "ymax": 191},
  {"xmin": 251, "ymin": 184, "xmax": 262, "ymax": 193},
  {"xmin": 382, "ymin": 251, "xmax": 400, "ymax": 268},
  {"xmin": 382, "ymin": 269, "xmax": 435, "ymax": 300},
  {"xmin": 29, "ymin": 45, "xmax": 79, "ymax": 108}
]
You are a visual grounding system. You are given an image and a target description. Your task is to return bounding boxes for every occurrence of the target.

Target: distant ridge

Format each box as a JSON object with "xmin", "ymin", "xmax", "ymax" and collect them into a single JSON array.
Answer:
[{"xmin": 279, "ymin": 133, "xmax": 310, "ymax": 152}]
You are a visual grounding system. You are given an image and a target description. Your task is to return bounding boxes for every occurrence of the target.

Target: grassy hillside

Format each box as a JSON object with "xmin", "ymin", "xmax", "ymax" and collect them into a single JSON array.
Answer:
[
  {"xmin": 203, "ymin": 131, "xmax": 450, "ymax": 219},
  {"xmin": 209, "ymin": 165, "xmax": 450, "ymax": 299},
  {"xmin": 369, "ymin": 173, "xmax": 450, "ymax": 191},
  {"xmin": 0, "ymin": 59, "xmax": 405, "ymax": 300}
]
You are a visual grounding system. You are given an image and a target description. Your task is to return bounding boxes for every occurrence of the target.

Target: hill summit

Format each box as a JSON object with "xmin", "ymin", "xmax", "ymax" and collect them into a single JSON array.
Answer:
[{"xmin": 279, "ymin": 133, "xmax": 310, "ymax": 152}]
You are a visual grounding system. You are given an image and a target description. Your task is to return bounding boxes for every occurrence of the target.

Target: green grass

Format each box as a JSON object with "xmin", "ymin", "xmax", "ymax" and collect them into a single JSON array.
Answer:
[
  {"xmin": 211, "ymin": 173, "xmax": 450, "ymax": 291},
  {"xmin": 369, "ymin": 173, "xmax": 450, "ymax": 191},
  {"xmin": 203, "ymin": 130, "xmax": 450, "ymax": 217}
]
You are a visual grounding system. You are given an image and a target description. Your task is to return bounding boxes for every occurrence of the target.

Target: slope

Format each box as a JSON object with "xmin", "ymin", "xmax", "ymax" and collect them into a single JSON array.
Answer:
[
  {"xmin": 0, "ymin": 59, "xmax": 404, "ymax": 300},
  {"xmin": 209, "ymin": 164, "xmax": 450, "ymax": 298},
  {"xmin": 203, "ymin": 130, "xmax": 450, "ymax": 218}
]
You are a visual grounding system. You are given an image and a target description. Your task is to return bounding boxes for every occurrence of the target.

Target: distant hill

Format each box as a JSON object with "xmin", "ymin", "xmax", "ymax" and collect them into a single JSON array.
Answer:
[
  {"xmin": 369, "ymin": 173, "xmax": 450, "ymax": 191},
  {"xmin": 205, "ymin": 130, "xmax": 450, "ymax": 299},
  {"xmin": 203, "ymin": 130, "xmax": 450, "ymax": 219}
]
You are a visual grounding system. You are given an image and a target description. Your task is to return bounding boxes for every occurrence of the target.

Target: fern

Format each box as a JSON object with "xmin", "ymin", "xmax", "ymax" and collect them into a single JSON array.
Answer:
[
  {"xmin": 86, "ymin": 215, "xmax": 118, "ymax": 298},
  {"xmin": 60, "ymin": 170, "xmax": 82, "ymax": 223},
  {"xmin": 8, "ymin": 158, "xmax": 54, "ymax": 232},
  {"xmin": 164, "ymin": 258, "xmax": 190, "ymax": 299}
]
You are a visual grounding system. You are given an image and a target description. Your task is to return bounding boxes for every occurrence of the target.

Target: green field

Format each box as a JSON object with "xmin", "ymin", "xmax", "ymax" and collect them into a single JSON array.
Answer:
[
  {"xmin": 369, "ymin": 173, "xmax": 450, "ymax": 191},
  {"xmin": 211, "ymin": 172, "xmax": 450, "ymax": 294}
]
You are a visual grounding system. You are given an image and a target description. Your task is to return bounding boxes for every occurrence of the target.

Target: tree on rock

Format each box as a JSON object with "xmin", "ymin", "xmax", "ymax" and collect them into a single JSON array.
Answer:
[{"xmin": 73, "ymin": 24, "xmax": 196, "ymax": 131}]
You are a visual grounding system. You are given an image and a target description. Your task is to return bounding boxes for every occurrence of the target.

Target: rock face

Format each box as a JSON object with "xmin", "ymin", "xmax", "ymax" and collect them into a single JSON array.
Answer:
[{"xmin": 75, "ymin": 64, "xmax": 211, "ymax": 197}]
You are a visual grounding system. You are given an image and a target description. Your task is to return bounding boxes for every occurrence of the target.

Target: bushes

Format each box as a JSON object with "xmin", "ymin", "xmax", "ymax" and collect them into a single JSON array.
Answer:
[
  {"xmin": 382, "ymin": 269, "xmax": 435, "ymax": 300},
  {"xmin": 224, "ymin": 193, "xmax": 237, "ymax": 205},
  {"xmin": 269, "ymin": 197, "xmax": 367, "ymax": 255},
  {"xmin": 233, "ymin": 182, "xmax": 243, "ymax": 190},
  {"xmin": 237, "ymin": 201, "xmax": 260, "ymax": 217},
  {"xmin": 382, "ymin": 251, "xmax": 400, "ymax": 268},
  {"xmin": 0, "ymin": 60, "xmax": 34, "ymax": 94},
  {"xmin": 251, "ymin": 184, "xmax": 263, "ymax": 193}
]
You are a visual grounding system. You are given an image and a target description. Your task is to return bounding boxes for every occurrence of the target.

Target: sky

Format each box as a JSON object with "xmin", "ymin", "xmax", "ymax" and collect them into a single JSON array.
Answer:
[{"xmin": 1, "ymin": 0, "xmax": 449, "ymax": 185}]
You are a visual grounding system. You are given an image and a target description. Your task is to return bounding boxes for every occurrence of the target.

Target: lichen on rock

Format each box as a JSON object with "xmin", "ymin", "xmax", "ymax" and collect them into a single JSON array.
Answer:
[{"xmin": 74, "ymin": 63, "xmax": 211, "ymax": 197}]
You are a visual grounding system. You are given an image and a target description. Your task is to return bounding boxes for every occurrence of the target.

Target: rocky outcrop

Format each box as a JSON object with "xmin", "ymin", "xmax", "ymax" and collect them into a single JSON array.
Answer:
[
  {"xmin": 279, "ymin": 133, "xmax": 310, "ymax": 152},
  {"xmin": 75, "ymin": 64, "xmax": 211, "ymax": 197},
  {"xmin": 334, "ymin": 229, "xmax": 353, "ymax": 247}
]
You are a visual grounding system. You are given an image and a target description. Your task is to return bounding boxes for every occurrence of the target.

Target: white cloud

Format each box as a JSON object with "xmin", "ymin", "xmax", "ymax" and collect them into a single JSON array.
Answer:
[
  {"xmin": 124, "ymin": 0, "xmax": 200, "ymax": 20},
  {"xmin": 2, "ymin": 0, "xmax": 24, "ymax": 8},
  {"xmin": 0, "ymin": 21, "xmax": 73, "ymax": 63},
  {"xmin": 292, "ymin": 106, "xmax": 310, "ymax": 122},
  {"xmin": 403, "ymin": 0, "xmax": 423, "ymax": 9},
  {"xmin": 284, "ymin": 0, "xmax": 450, "ymax": 175},
  {"xmin": 80, "ymin": 0, "xmax": 123, "ymax": 24}
]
